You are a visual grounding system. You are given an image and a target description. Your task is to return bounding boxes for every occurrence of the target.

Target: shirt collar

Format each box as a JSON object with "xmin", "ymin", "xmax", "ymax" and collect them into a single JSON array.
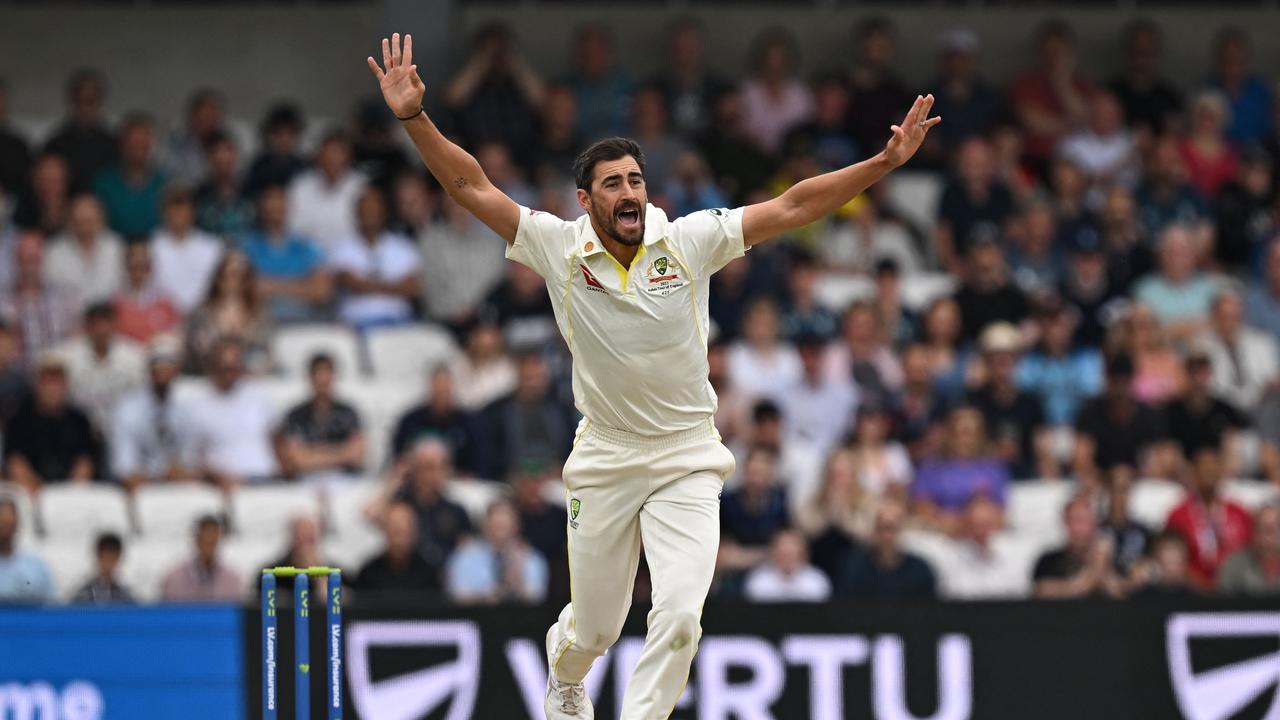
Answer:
[{"xmin": 577, "ymin": 203, "xmax": 668, "ymax": 256}]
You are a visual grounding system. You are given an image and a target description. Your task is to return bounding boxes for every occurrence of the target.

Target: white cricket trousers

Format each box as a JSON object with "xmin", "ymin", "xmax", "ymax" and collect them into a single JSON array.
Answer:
[{"xmin": 547, "ymin": 419, "xmax": 736, "ymax": 720}]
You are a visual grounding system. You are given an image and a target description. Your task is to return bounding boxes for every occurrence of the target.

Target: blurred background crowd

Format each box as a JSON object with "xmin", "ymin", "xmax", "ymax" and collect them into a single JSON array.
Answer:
[{"xmin": 0, "ymin": 13, "xmax": 1278, "ymax": 610}]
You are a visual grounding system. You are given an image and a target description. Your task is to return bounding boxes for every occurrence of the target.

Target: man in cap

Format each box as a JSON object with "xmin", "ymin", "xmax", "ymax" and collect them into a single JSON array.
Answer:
[{"xmin": 110, "ymin": 334, "xmax": 190, "ymax": 492}]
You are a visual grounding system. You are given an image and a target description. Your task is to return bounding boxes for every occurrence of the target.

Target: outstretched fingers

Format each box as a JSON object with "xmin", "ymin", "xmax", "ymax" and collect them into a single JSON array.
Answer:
[
  {"xmin": 391, "ymin": 32, "xmax": 402, "ymax": 67},
  {"xmin": 366, "ymin": 56, "xmax": 386, "ymax": 81},
  {"xmin": 382, "ymin": 37, "xmax": 392, "ymax": 70},
  {"xmin": 403, "ymin": 34, "xmax": 413, "ymax": 67}
]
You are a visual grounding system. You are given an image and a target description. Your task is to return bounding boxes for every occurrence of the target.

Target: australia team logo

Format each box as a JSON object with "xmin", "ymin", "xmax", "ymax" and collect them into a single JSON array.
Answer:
[{"xmin": 643, "ymin": 255, "xmax": 687, "ymax": 297}]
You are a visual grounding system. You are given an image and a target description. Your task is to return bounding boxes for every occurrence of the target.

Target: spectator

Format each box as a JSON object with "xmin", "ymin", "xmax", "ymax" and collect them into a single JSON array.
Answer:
[
  {"xmin": 1131, "ymin": 531, "xmax": 1197, "ymax": 598},
  {"xmin": 709, "ymin": 339, "xmax": 750, "ymax": 449},
  {"xmin": 837, "ymin": 500, "xmax": 937, "ymax": 599},
  {"xmin": 892, "ymin": 343, "xmax": 952, "ymax": 459},
  {"xmin": 935, "ymin": 495, "xmax": 1029, "ymax": 599},
  {"xmin": 849, "ymin": 402, "xmax": 913, "ymax": 502},
  {"xmin": 419, "ymin": 190, "xmax": 508, "ymax": 325},
  {"xmin": 1199, "ymin": 288, "xmax": 1278, "ymax": 413},
  {"xmin": 1183, "ymin": 91, "xmax": 1240, "ymax": 203},
  {"xmin": 1047, "ymin": 156, "xmax": 1095, "ymax": 240},
  {"xmin": 475, "ymin": 352, "xmax": 576, "ymax": 481},
  {"xmin": 1245, "ymin": 240, "xmax": 1280, "ymax": 343},
  {"xmin": 0, "ymin": 496, "xmax": 54, "ymax": 603},
  {"xmin": 629, "ymin": 85, "xmax": 687, "ymax": 195},
  {"xmin": 822, "ymin": 196, "xmax": 923, "ymax": 276},
  {"xmin": 275, "ymin": 353, "xmax": 366, "ymax": 481},
  {"xmin": 728, "ymin": 298, "xmax": 801, "ymax": 405},
  {"xmin": 926, "ymin": 29, "xmax": 998, "ymax": 158},
  {"xmin": 1, "ymin": 231, "xmax": 80, "ymax": 367},
  {"xmin": 1058, "ymin": 91, "xmax": 1138, "ymax": 204},
  {"xmin": 15, "ymin": 153, "xmax": 72, "ymax": 236},
  {"xmin": 367, "ymin": 439, "xmax": 473, "ymax": 568},
  {"xmin": 151, "ymin": 186, "xmax": 223, "ymax": 314},
  {"xmin": 1009, "ymin": 21, "xmax": 1095, "ymax": 166},
  {"xmin": 784, "ymin": 75, "xmax": 860, "ymax": 174},
  {"xmin": 350, "ymin": 101, "xmax": 410, "ymax": 193},
  {"xmin": 194, "ymin": 131, "xmax": 253, "ymax": 239},
  {"xmin": 390, "ymin": 169, "xmax": 435, "ymax": 237},
  {"xmin": 743, "ymin": 528, "xmax": 832, "ymax": 602},
  {"xmin": 649, "ymin": 18, "xmax": 731, "ymax": 139},
  {"xmin": 390, "ymin": 366, "xmax": 481, "ymax": 473},
  {"xmin": 329, "ymin": 187, "xmax": 421, "ymax": 331},
  {"xmin": 58, "ymin": 302, "xmax": 146, "ymax": 431},
  {"xmin": 1017, "ymin": 301, "xmax": 1103, "ymax": 428},
  {"xmin": 4, "ymin": 353, "xmax": 100, "ymax": 492},
  {"xmin": 241, "ymin": 184, "xmax": 331, "ymax": 324},
  {"xmin": 1006, "ymin": 199, "xmax": 1064, "ymax": 294},
  {"xmin": 954, "ymin": 237, "xmax": 1030, "ymax": 345},
  {"xmin": 185, "ymin": 339, "xmax": 279, "ymax": 489},
  {"xmin": 1107, "ymin": 20, "xmax": 1183, "ymax": 136},
  {"xmin": 244, "ymin": 103, "xmax": 307, "ymax": 199},
  {"xmin": 443, "ymin": 24, "xmax": 544, "ymax": 168},
  {"xmin": 113, "ymin": 243, "xmax": 182, "ymax": 344},
  {"xmin": 565, "ymin": 24, "xmax": 633, "ymax": 141},
  {"xmin": 1133, "ymin": 224, "xmax": 1218, "ymax": 339},
  {"xmin": 72, "ymin": 532, "xmax": 134, "ymax": 604},
  {"xmin": 44, "ymin": 194, "xmax": 124, "ymax": 306},
  {"xmin": 160, "ymin": 89, "xmax": 226, "ymax": 187},
  {"xmin": 1215, "ymin": 147, "xmax": 1275, "ymax": 271},
  {"xmin": 1099, "ymin": 468, "xmax": 1153, "ymax": 578},
  {"xmin": 825, "ymin": 302, "xmax": 903, "ymax": 400},
  {"xmin": 968, "ymin": 322, "xmax": 1050, "ymax": 479},
  {"xmin": 1060, "ymin": 224, "xmax": 1124, "ymax": 349},
  {"xmin": 43, "ymin": 69, "xmax": 115, "ymax": 191},
  {"xmin": 782, "ymin": 332, "xmax": 856, "ymax": 458},
  {"xmin": 0, "ymin": 322, "xmax": 30, "ymax": 431},
  {"xmin": 92, "ymin": 113, "xmax": 166, "ymax": 237},
  {"xmin": 510, "ymin": 469, "xmax": 568, "ymax": 599},
  {"xmin": 354, "ymin": 500, "xmax": 441, "ymax": 596},
  {"xmin": 1098, "ymin": 187, "xmax": 1155, "ymax": 290},
  {"xmin": 913, "ymin": 405, "xmax": 1010, "ymax": 534},
  {"xmin": 474, "ymin": 142, "xmax": 536, "ymax": 208},
  {"xmin": 287, "ymin": 132, "xmax": 366, "ymax": 256},
  {"xmin": 1218, "ymin": 505, "xmax": 1280, "ymax": 596},
  {"xmin": 0, "ymin": 78, "xmax": 28, "ymax": 196},
  {"xmin": 740, "ymin": 27, "xmax": 814, "ymax": 157},
  {"xmin": 1074, "ymin": 354, "xmax": 1174, "ymax": 486},
  {"xmin": 263, "ymin": 516, "xmax": 326, "ymax": 578},
  {"xmin": 1033, "ymin": 495, "xmax": 1124, "ymax": 598},
  {"xmin": 530, "ymin": 84, "xmax": 581, "ymax": 179},
  {"xmin": 915, "ymin": 296, "xmax": 970, "ymax": 402},
  {"xmin": 719, "ymin": 445, "xmax": 790, "ymax": 573},
  {"xmin": 111, "ymin": 335, "xmax": 189, "ymax": 492},
  {"xmin": 1166, "ymin": 351, "xmax": 1250, "ymax": 472},
  {"xmin": 159, "ymin": 514, "xmax": 243, "ymax": 602},
  {"xmin": 697, "ymin": 90, "xmax": 774, "ymax": 204},
  {"xmin": 794, "ymin": 447, "xmax": 868, "ymax": 579},
  {"xmin": 872, "ymin": 259, "xmax": 919, "ymax": 348},
  {"xmin": 1117, "ymin": 303, "xmax": 1186, "ymax": 406},
  {"xmin": 449, "ymin": 318, "xmax": 517, "ymax": 413},
  {"xmin": 446, "ymin": 498, "xmax": 548, "ymax": 605},
  {"xmin": 1135, "ymin": 136, "xmax": 1211, "ymax": 241},
  {"xmin": 845, "ymin": 18, "xmax": 912, "ymax": 159},
  {"xmin": 183, "ymin": 250, "xmax": 274, "ymax": 375},
  {"xmin": 1164, "ymin": 445, "xmax": 1253, "ymax": 588},
  {"xmin": 1207, "ymin": 29, "xmax": 1273, "ymax": 145}
]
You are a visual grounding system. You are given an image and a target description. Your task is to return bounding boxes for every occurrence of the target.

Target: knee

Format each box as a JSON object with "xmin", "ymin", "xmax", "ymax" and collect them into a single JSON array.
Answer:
[
  {"xmin": 651, "ymin": 607, "xmax": 702, "ymax": 653},
  {"xmin": 575, "ymin": 625, "xmax": 623, "ymax": 656}
]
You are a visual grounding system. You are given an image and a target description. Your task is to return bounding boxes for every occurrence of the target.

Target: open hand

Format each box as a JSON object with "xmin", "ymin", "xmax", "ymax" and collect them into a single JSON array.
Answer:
[
  {"xmin": 367, "ymin": 32, "xmax": 426, "ymax": 119},
  {"xmin": 884, "ymin": 94, "xmax": 941, "ymax": 168}
]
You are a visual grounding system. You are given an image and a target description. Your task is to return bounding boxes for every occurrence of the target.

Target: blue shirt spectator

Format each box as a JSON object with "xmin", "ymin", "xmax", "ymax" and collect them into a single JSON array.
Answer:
[
  {"xmin": 1018, "ymin": 348, "xmax": 1103, "ymax": 427},
  {"xmin": 1132, "ymin": 224, "xmax": 1219, "ymax": 327},
  {"xmin": 1207, "ymin": 29, "xmax": 1274, "ymax": 144},
  {"xmin": 92, "ymin": 114, "xmax": 166, "ymax": 238},
  {"xmin": 0, "ymin": 497, "xmax": 55, "ymax": 604},
  {"xmin": 721, "ymin": 447, "xmax": 790, "ymax": 549},
  {"xmin": 1245, "ymin": 242, "xmax": 1280, "ymax": 343},
  {"xmin": 446, "ymin": 500, "xmax": 548, "ymax": 604},
  {"xmin": 912, "ymin": 406, "xmax": 1010, "ymax": 515},
  {"xmin": 241, "ymin": 185, "xmax": 330, "ymax": 324},
  {"xmin": 565, "ymin": 26, "xmax": 633, "ymax": 140}
]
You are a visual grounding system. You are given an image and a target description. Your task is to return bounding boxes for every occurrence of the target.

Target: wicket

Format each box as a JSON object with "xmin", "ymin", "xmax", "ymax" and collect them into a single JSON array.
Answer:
[{"xmin": 261, "ymin": 566, "xmax": 342, "ymax": 719}]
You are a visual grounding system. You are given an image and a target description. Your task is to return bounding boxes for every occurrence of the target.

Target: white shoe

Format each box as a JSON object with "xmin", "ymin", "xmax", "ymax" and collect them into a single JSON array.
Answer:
[{"xmin": 545, "ymin": 627, "xmax": 593, "ymax": 719}]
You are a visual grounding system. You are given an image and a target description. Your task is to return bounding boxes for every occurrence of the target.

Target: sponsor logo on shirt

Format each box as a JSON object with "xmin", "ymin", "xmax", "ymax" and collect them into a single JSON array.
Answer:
[{"xmin": 579, "ymin": 264, "xmax": 607, "ymax": 294}]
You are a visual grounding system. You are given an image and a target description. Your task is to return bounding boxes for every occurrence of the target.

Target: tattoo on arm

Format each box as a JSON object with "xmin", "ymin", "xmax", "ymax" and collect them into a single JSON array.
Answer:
[{"xmin": 453, "ymin": 177, "xmax": 467, "ymax": 188}]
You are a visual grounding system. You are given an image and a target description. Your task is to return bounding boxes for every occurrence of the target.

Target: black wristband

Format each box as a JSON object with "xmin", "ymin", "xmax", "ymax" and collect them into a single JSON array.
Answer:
[{"xmin": 397, "ymin": 106, "xmax": 424, "ymax": 121}]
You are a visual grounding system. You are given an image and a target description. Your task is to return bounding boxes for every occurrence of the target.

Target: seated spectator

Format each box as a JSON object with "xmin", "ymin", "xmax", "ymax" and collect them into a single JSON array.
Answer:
[
  {"xmin": 1131, "ymin": 531, "xmax": 1198, "ymax": 599},
  {"xmin": 72, "ymin": 532, "xmax": 134, "ymax": 604},
  {"xmin": 824, "ymin": 302, "xmax": 903, "ymax": 400},
  {"xmin": 449, "ymin": 317, "xmax": 517, "ymax": 413},
  {"xmin": 1, "ymin": 230, "xmax": 80, "ymax": 367},
  {"xmin": 1246, "ymin": 240, "xmax": 1280, "ymax": 343},
  {"xmin": 629, "ymin": 85, "xmax": 687, "ymax": 195},
  {"xmin": 330, "ymin": 187, "xmax": 421, "ymax": 331},
  {"xmin": 1058, "ymin": 90, "xmax": 1137, "ymax": 204},
  {"xmin": 1006, "ymin": 199, "xmax": 1064, "ymax": 293},
  {"xmin": 739, "ymin": 27, "xmax": 813, "ymax": 157},
  {"xmin": 915, "ymin": 297, "xmax": 970, "ymax": 403},
  {"xmin": 794, "ymin": 448, "xmax": 869, "ymax": 579},
  {"xmin": 91, "ymin": 113, "xmax": 166, "ymax": 237},
  {"xmin": 241, "ymin": 184, "xmax": 332, "ymax": 324},
  {"xmin": 479, "ymin": 259, "xmax": 557, "ymax": 351},
  {"xmin": 0, "ymin": 495, "xmax": 54, "ymax": 603},
  {"xmin": 1116, "ymin": 303, "xmax": 1186, "ymax": 406},
  {"xmin": 1165, "ymin": 352, "xmax": 1249, "ymax": 470},
  {"xmin": 367, "ymin": 439, "xmax": 474, "ymax": 568},
  {"xmin": 967, "ymin": 322, "xmax": 1050, "ymax": 479},
  {"xmin": 183, "ymin": 251, "xmax": 274, "ymax": 375},
  {"xmin": 45, "ymin": 194, "xmax": 124, "ymax": 306},
  {"xmin": 871, "ymin": 259, "xmax": 919, "ymax": 349},
  {"xmin": 837, "ymin": 499, "xmax": 937, "ymax": 599},
  {"xmin": 275, "ymin": 353, "xmax": 365, "ymax": 481},
  {"xmin": 1059, "ymin": 224, "xmax": 1124, "ymax": 348},
  {"xmin": 1181, "ymin": 91, "xmax": 1239, "ymax": 201},
  {"xmin": 1073, "ymin": 354, "xmax": 1175, "ymax": 486},
  {"xmin": 719, "ymin": 446, "xmax": 790, "ymax": 573},
  {"xmin": 697, "ymin": 90, "xmax": 774, "ymax": 205},
  {"xmin": 1133, "ymin": 224, "xmax": 1219, "ymax": 339},
  {"xmin": 1107, "ymin": 21, "xmax": 1183, "ymax": 136},
  {"xmin": 934, "ymin": 138, "xmax": 1014, "ymax": 275},
  {"xmin": 0, "ymin": 322, "xmax": 30, "ymax": 430},
  {"xmin": 243, "ymin": 102, "xmax": 306, "ymax": 199},
  {"xmin": 1017, "ymin": 301, "xmax": 1103, "ymax": 428},
  {"xmin": 194, "ymin": 131, "xmax": 253, "ymax": 239},
  {"xmin": 390, "ymin": 366, "xmax": 481, "ymax": 473},
  {"xmin": 1033, "ymin": 495, "xmax": 1124, "ymax": 598},
  {"xmin": 17, "ymin": 152, "xmax": 72, "ymax": 236},
  {"xmin": 510, "ymin": 469, "xmax": 568, "ymax": 600},
  {"xmin": 1215, "ymin": 147, "xmax": 1275, "ymax": 271},
  {"xmin": 912, "ymin": 406, "xmax": 1009, "ymax": 534},
  {"xmin": 159, "ymin": 89, "xmax": 226, "ymax": 187},
  {"xmin": 744, "ymin": 528, "xmax": 831, "ymax": 603},
  {"xmin": 43, "ymin": 69, "xmax": 114, "ymax": 192},
  {"xmin": 1199, "ymin": 288, "xmax": 1278, "ymax": 413},
  {"xmin": 4, "ymin": 353, "xmax": 100, "ymax": 493},
  {"xmin": 649, "ymin": 18, "xmax": 729, "ymax": 140},
  {"xmin": 1207, "ymin": 29, "xmax": 1273, "ymax": 145},
  {"xmin": 954, "ymin": 237, "xmax": 1030, "ymax": 345},
  {"xmin": 530, "ymin": 83, "xmax": 582, "ymax": 180},
  {"xmin": 185, "ymin": 339, "xmax": 279, "ymax": 489},
  {"xmin": 1009, "ymin": 22, "xmax": 1094, "ymax": 166},
  {"xmin": 924, "ymin": 29, "xmax": 997, "ymax": 160},
  {"xmin": 891, "ymin": 343, "xmax": 952, "ymax": 460},
  {"xmin": 1099, "ymin": 468, "xmax": 1153, "ymax": 578},
  {"xmin": 113, "ymin": 243, "xmax": 181, "ymax": 344},
  {"xmin": 262, "ymin": 516, "xmax": 326, "ymax": 581},
  {"xmin": 58, "ymin": 302, "xmax": 146, "ymax": 432},
  {"xmin": 446, "ymin": 499, "xmax": 548, "ymax": 604},
  {"xmin": 354, "ymin": 500, "xmax": 441, "ymax": 596},
  {"xmin": 847, "ymin": 403, "xmax": 912, "ymax": 504},
  {"xmin": 475, "ymin": 352, "xmax": 576, "ymax": 481},
  {"xmin": 159, "ymin": 514, "xmax": 243, "ymax": 602},
  {"xmin": 442, "ymin": 24, "xmax": 543, "ymax": 168},
  {"xmin": 783, "ymin": 74, "xmax": 859, "ymax": 174},
  {"xmin": 565, "ymin": 25, "xmax": 634, "ymax": 142},
  {"xmin": 667, "ymin": 151, "xmax": 730, "ymax": 219},
  {"xmin": 782, "ymin": 332, "xmax": 855, "ymax": 457},
  {"xmin": 846, "ymin": 18, "xmax": 912, "ymax": 158},
  {"xmin": 780, "ymin": 252, "xmax": 838, "ymax": 342},
  {"xmin": 1135, "ymin": 137, "xmax": 1211, "ymax": 241},
  {"xmin": 111, "ymin": 336, "xmax": 189, "ymax": 492},
  {"xmin": 1218, "ymin": 505, "xmax": 1280, "ymax": 596},
  {"xmin": 287, "ymin": 132, "xmax": 366, "ymax": 256},
  {"xmin": 709, "ymin": 338, "xmax": 750, "ymax": 449},
  {"xmin": 1164, "ymin": 446, "xmax": 1253, "ymax": 589},
  {"xmin": 935, "ymin": 495, "xmax": 1029, "ymax": 599},
  {"xmin": 151, "ymin": 187, "xmax": 223, "ymax": 314},
  {"xmin": 419, "ymin": 191, "xmax": 508, "ymax": 326}
]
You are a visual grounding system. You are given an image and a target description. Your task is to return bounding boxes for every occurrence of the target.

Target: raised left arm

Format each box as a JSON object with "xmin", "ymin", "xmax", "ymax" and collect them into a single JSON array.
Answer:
[{"xmin": 743, "ymin": 94, "xmax": 940, "ymax": 247}]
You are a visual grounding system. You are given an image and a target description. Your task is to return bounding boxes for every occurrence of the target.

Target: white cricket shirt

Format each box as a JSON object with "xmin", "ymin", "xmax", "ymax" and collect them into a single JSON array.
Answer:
[{"xmin": 506, "ymin": 203, "xmax": 746, "ymax": 436}]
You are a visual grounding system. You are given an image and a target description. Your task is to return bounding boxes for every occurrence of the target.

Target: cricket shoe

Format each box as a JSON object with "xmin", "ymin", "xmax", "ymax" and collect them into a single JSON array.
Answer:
[{"xmin": 545, "ymin": 627, "xmax": 593, "ymax": 719}]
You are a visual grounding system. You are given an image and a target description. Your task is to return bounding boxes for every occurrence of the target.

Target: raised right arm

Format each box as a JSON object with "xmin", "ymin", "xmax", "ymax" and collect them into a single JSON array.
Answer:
[{"xmin": 368, "ymin": 33, "xmax": 520, "ymax": 243}]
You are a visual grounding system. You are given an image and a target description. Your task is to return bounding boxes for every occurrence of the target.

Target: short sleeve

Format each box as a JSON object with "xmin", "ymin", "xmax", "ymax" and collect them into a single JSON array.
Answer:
[
  {"xmin": 384, "ymin": 239, "xmax": 421, "ymax": 280},
  {"xmin": 505, "ymin": 206, "xmax": 576, "ymax": 280},
  {"xmin": 327, "ymin": 240, "xmax": 361, "ymax": 272},
  {"xmin": 667, "ymin": 207, "xmax": 747, "ymax": 279}
]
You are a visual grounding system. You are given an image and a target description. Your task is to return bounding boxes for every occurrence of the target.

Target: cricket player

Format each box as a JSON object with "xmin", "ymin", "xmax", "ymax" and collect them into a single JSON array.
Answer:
[{"xmin": 367, "ymin": 33, "xmax": 939, "ymax": 719}]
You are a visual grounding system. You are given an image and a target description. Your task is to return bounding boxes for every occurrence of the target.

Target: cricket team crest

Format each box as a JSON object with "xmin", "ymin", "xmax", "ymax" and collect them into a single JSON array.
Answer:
[
  {"xmin": 643, "ymin": 255, "xmax": 688, "ymax": 297},
  {"xmin": 569, "ymin": 498, "xmax": 581, "ymax": 530}
]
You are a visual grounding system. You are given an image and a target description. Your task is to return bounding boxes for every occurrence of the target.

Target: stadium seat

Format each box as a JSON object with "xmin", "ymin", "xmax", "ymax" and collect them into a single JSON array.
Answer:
[
  {"xmin": 38, "ymin": 484, "xmax": 132, "ymax": 540},
  {"xmin": 899, "ymin": 273, "xmax": 958, "ymax": 311},
  {"xmin": 813, "ymin": 274, "xmax": 873, "ymax": 313},
  {"xmin": 322, "ymin": 478, "xmax": 386, "ymax": 570},
  {"xmin": 366, "ymin": 323, "xmax": 458, "ymax": 383},
  {"xmin": 345, "ymin": 379, "xmax": 423, "ymax": 472},
  {"xmin": 254, "ymin": 375, "xmax": 311, "ymax": 417},
  {"xmin": 444, "ymin": 478, "xmax": 508, "ymax": 525},
  {"xmin": 133, "ymin": 483, "xmax": 227, "ymax": 540},
  {"xmin": 34, "ymin": 538, "xmax": 94, "ymax": 602},
  {"xmin": 229, "ymin": 482, "xmax": 323, "ymax": 542},
  {"xmin": 120, "ymin": 537, "xmax": 190, "ymax": 603},
  {"xmin": 1224, "ymin": 479, "xmax": 1280, "ymax": 511},
  {"xmin": 221, "ymin": 534, "xmax": 287, "ymax": 597},
  {"xmin": 884, "ymin": 171, "xmax": 944, "ymax": 238},
  {"xmin": 271, "ymin": 324, "xmax": 363, "ymax": 379},
  {"xmin": 1129, "ymin": 478, "xmax": 1185, "ymax": 529},
  {"xmin": 1005, "ymin": 479, "xmax": 1075, "ymax": 545}
]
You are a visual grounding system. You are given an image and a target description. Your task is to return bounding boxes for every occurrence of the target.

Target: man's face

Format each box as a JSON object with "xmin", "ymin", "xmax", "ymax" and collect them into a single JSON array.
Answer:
[
  {"xmin": 1213, "ymin": 294, "xmax": 1243, "ymax": 334},
  {"xmin": 208, "ymin": 141, "xmax": 237, "ymax": 179},
  {"xmin": 190, "ymin": 97, "xmax": 223, "ymax": 136},
  {"xmin": 310, "ymin": 362, "xmax": 335, "ymax": 398},
  {"xmin": 384, "ymin": 505, "xmax": 418, "ymax": 558},
  {"xmin": 86, "ymin": 314, "xmax": 115, "ymax": 348},
  {"xmin": 211, "ymin": 347, "xmax": 243, "ymax": 392},
  {"xmin": 15, "ymin": 232, "xmax": 43, "ymax": 281},
  {"xmin": 409, "ymin": 444, "xmax": 450, "ymax": 494},
  {"xmin": 485, "ymin": 504, "xmax": 519, "ymax": 545},
  {"xmin": 873, "ymin": 504, "xmax": 905, "ymax": 552},
  {"xmin": 97, "ymin": 547, "xmax": 121, "ymax": 577},
  {"xmin": 357, "ymin": 191, "xmax": 387, "ymax": 237},
  {"xmin": 125, "ymin": 245, "xmax": 152, "ymax": 286},
  {"xmin": 69, "ymin": 196, "xmax": 105, "ymax": 240},
  {"xmin": 72, "ymin": 77, "xmax": 103, "ymax": 122},
  {"xmin": 986, "ymin": 350, "xmax": 1017, "ymax": 383},
  {"xmin": 195, "ymin": 523, "xmax": 221, "ymax": 559},
  {"xmin": 35, "ymin": 369, "xmax": 68, "ymax": 409},
  {"xmin": 1064, "ymin": 501, "xmax": 1097, "ymax": 548},
  {"xmin": 1193, "ymin": 450, "xmax": 1223, "ymax": 498},
  {"xmin": 257, "ymin": 188, "xmax": 287, "ymax": 229},
  {"xmin": 121, "ymin": 123, "xmax": 154, "ymax": 166},
  {"xmin": 150, "ymin": 359, "xmax": 179, "ymax": 389},
  {"xmin": 318, "ymin": 139, "xmax": 351, "ymax": 177},
  {"xmin": 578, "ymin": 156, "xmax": 647, "ymax": 247}
]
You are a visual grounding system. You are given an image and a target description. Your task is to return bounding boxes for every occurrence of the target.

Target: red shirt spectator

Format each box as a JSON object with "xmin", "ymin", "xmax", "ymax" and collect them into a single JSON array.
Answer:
[
  {"xmin": 1164, "ymin": 446, "xmax": 1253, "ymax": 587},
  {"xmin": 1178, "ymin": 91, "xmax": 1239, "ymax": 200},
  {"xmin": 1009, "ymin": 23, "xmax": 1095, "ymax": 162},
  {"xmin": 113, "ymin": 243, "xmax": 180, "ymax": 344}
]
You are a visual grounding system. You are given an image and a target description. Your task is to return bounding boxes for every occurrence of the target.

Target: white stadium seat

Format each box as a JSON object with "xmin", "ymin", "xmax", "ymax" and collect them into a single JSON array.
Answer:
[
  {"xmin": 221, "ymin": 534, "xmax": 288, "ymax": 595},
  {"xmin": 38, "ymin": 484, "xmax": 131, "ymax": 540},
  {"xmin": 885, "ymin": 171, "xmax": 944, "ymax": 237},
  {"xmin": 322, "ymin": 478, "xmax": 386, "ymax": 570},
  {"xmin": 899, "ymin": 273, "xmax": 958, "ymax": 311},
  {"xmin": 1005, "ymin": 479, "xmax": 1076, "ymax": 545},
  {"xmin": 120, "ymin": 537, "xmax": 191, "ymax": 603},
  {"xmin": 366, "ymin": 323, "xmax": 458, "ymax": 383},
  {"xmin": 272, "ymin": 324, "xmax": 363, "ymax": 379},
  {"xmin": 345, "ymin": 379, "xmax": 423, "ymax": 472},
  {"xmin": 254, "ymin": 375, "xmax": 310, "ymax": 416},
  {"xmin": 1224, "ymin": 479, "xmax": 1280, "ymax": 511},
  {"xmin": 444, "ymin": 479, "xmax": 508, "ymax": 525},
  {"xmin": 813, "ymin": 274, "xmax": 873, "ymax": 313},
  {"xmin": 229, "ymin": 482, "xmax": 323, "ymax": 542},
  {"xmin": 133, "ymin": 483, "xmax": 227, "ymax": 539},
  {"xmin": 34, "ymin": 538, "xmax": 94, "ymax": 602},
  {"xmin": 1129, "ymin": 478, "xmax": 1185, "ymax": 529}
]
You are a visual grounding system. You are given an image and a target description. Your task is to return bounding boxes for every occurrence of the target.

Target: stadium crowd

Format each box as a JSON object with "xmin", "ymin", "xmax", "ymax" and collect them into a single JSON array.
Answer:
[{"xmin": 0, "ymin": 17, "xmax": 1279, "ymax": 607}]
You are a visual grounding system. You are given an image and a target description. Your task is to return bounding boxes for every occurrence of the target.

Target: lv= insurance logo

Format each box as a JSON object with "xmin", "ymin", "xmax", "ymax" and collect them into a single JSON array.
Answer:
[{"xmin": 1167, "ymin": 613, "xmax": 1280, "ymax": 720}]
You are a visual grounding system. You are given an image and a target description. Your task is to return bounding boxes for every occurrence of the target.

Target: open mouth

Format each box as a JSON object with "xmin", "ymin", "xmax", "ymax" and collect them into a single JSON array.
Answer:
[{"xmin": 616, "ymin": 207, "xmax": 641, "ymax": 230}]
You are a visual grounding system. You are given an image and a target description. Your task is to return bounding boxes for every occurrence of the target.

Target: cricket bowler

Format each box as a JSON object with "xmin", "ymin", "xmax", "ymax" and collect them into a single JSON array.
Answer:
[{"xmin": 367, "ymin": 32, "xmax": 939, "ymax": 719}]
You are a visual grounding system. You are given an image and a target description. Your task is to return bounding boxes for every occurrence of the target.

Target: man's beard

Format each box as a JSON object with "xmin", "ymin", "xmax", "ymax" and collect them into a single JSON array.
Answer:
[{"xmin": 593, "ymin": 201, "xmax": 644, "ymax": 246}]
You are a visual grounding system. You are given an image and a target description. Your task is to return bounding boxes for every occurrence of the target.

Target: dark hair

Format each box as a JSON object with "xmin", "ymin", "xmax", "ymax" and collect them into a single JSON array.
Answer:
[
  {"xmin": 96, "ymin": 532, "xmax": 124, "ymax": 555},
  {"xmin": 875, "ymin": 258, "xmax": 901, "ymax": 277},
  {"xmin": 202, "ymin": 129, "xmax": 234, "ymax": 153},
  {"xmin": 187, "ymin": 88, "xmax": 224, "ymax": 114},
  {"xmin": 195, "ymin": 514, "xmax": 222, "ymax": 534},
  {"xmin": 118, "ymin": 112, "xmax": 154, "ymax": 135},
  {"xmin": 66, "ymin": 68, "xmax": 106, "ymax": 100},
  {"xmin": 83, "ymin": 301, "xmax": 115, "ymax": 323},
  {"xmin": 572, "ymin": 137, "xmax": 645, "ymax": 191},
  {"xmin": 1036, "ymin": 20, "xmax": 1074, "ymax": 46},
  {"xmin": 752, "ymin": 399, "xmax": 782, "ymax": 423},
  {"xmin": 308, "ymin": 352, "xmax": 335, "ymax": 375},
  {"xmin": 1105, "ymin": 353, "xmax": 1134, "ymax": 378},
  {"xmin": 262, "ymin": 102, "xmax": 303, "ymax": 134}
]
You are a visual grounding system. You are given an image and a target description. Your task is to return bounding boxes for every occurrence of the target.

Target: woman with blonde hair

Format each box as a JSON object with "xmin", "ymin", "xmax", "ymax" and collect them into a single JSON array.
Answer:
[
  {"xmin": 183, "ymin": 249, "xmax": 275, "ymax": 375},
  {"xmin": 1107, "ymin": 302, "xmax": 1185, "ymax": 405}
]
